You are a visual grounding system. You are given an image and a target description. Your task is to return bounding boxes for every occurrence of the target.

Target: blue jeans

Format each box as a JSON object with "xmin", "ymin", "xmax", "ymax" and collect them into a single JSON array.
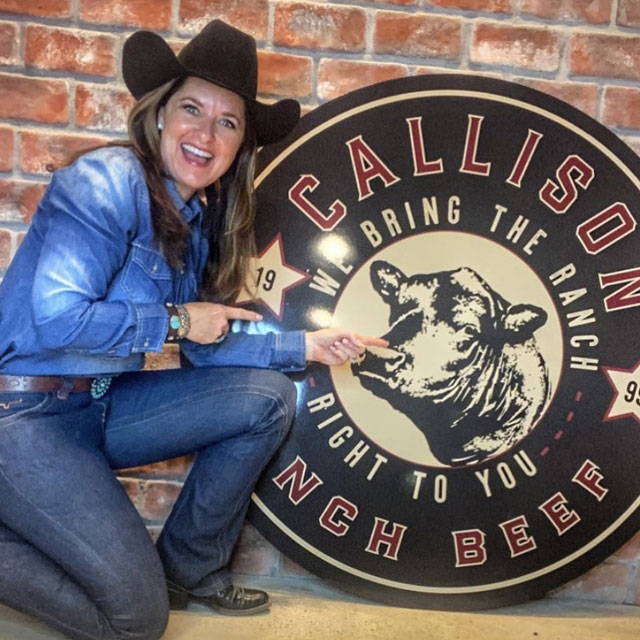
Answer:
[{"xmin": 0, "ymin": 366, "xmax": 296, "ymax": 640}]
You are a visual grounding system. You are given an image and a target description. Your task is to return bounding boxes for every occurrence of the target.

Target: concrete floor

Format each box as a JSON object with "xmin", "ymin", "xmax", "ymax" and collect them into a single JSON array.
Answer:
[{"xmin": 0, "ymin": 577, "xmax": 639, "ymax": 640}]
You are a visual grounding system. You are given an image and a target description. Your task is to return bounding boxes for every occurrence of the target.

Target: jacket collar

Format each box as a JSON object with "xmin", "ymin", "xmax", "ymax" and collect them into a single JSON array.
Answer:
[{"xmin": 163, "ymin": 177, "xmax": 205, "ymax": 224}]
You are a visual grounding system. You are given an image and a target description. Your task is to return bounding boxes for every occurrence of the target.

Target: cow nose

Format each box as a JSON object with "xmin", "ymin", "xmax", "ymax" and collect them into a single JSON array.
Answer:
[
  {"xmin": 385, "ymin": 351, "xmax": 406, "ymax": 373},
  {"xmin": 366, "ymin": 345, "xmax": 406, "ymax": 372}
]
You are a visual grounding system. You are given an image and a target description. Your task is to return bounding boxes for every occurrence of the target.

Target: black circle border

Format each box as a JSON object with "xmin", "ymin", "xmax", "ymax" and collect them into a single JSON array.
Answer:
[{"xmin": 249, "ymin": 74, "xmax": 640, "ymax": 611}]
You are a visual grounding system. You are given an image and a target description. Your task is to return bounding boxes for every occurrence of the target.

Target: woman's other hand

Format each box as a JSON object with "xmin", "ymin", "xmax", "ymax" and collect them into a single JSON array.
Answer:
[
  {"xmin": 305, "ymin": 329, "xmax": 388, "ymax": 366},
  {"xmin": 182, "ymin": 302, "xmax": 262, "ymax": 344}
]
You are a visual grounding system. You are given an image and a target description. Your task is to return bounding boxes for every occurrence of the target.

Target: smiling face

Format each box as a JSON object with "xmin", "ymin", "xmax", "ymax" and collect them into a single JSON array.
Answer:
[{"xmin": 157, "ymin": 76, "xmax": 246, "ymax": 201}]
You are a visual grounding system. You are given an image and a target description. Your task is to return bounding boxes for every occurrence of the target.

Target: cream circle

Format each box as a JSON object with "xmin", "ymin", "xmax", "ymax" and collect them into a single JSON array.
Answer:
[{"xmin": 330, "ymin": 231, "xmax": 563, "ymax": 467}]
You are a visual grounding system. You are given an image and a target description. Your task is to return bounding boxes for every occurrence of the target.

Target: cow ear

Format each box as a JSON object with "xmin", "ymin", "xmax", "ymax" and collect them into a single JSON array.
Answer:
[
  {"xmin": 370, "ymin": 260, "xmax": 405, "ymax": 302},
  {"xmin": 501, "ymin": 304, "xmax": 547, "ymax": 342},
  {"xmin": 451, "ymin": 267, "xmax": 509, "ymax": 317}
]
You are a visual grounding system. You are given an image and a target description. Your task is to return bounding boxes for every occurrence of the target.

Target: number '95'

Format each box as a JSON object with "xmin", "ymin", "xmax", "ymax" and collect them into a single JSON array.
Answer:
[{"xmin": 624, "ymin": 381, "xmax": 640, "ymax": 406}]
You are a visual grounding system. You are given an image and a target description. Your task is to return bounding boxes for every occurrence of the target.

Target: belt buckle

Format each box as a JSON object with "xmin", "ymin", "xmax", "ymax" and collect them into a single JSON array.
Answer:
[{"xmin": 90, "ymin": 377, "xmax": 112, "ymax": 400}]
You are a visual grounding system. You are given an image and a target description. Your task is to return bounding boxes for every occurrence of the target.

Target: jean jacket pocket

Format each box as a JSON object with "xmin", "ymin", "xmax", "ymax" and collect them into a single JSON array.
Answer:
[{"xmin": 121, "ymin": 244, "xmax": 172, "ymax": 303}]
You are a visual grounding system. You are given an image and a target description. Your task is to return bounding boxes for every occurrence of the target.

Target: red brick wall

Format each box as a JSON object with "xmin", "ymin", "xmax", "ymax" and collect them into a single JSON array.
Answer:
[{"xmin": 1, "ymin": 0, "xmax": 640, "ymax": 606}]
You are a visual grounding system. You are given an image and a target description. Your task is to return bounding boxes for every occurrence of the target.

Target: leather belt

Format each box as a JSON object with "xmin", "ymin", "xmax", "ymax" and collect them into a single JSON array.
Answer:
[{"xmin": 0, "ymin": 375, "xmax": 93, "ymax": 394}]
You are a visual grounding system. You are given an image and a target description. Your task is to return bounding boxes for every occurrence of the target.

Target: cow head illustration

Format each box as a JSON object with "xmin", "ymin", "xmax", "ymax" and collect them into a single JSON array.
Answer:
[{"xmin": 351, "ymin": 260, "xmax": 550, "ymax": 466}]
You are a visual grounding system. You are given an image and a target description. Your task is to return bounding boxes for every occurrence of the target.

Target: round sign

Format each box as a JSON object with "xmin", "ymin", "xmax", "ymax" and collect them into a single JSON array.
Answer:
[{"xmin": 245, "ymin": 75, "xmax": 640, "ymax": 610}]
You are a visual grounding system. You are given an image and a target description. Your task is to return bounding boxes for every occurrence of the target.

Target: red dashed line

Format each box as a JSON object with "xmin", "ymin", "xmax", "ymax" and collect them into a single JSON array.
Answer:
[
  {"xmin": 309, "ymin": 377, "xmax": 315, "ymax": 388},
  {"xmin": 539, "ymin": 391, "xmax": 582, "ymax": 457}
]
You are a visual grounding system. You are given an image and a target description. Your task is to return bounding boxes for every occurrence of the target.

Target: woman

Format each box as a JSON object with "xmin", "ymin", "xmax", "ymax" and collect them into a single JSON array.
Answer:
[{"xmin": 0, "ymin": 20, "xmax": 385, "ymax": 640}]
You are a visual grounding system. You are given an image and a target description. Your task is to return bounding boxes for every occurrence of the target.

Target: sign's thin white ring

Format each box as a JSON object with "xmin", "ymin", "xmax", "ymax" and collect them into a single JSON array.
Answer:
[
  {"xmin": 253, "ymin": 87, "xmax": 640, "ymax": 594},
  {"xmin": 252, "ymin": 492, "xmax": 640, "ymax": 594}
]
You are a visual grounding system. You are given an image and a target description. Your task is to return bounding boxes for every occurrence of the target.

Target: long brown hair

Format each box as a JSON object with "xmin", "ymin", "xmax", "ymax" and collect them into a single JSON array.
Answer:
[{"xmin": 127, "ymin": 77, "xmax": 258, "ymax": 303}]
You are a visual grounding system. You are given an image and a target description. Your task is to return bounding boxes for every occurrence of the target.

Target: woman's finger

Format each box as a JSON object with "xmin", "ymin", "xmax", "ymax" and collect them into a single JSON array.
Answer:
[
  {"xmin": 338, "ymin": 338, "xmax": 361, "ymax": 359},
  {"xmin": 359, "ymin": 335, "xmax": 389, "ymax": 348},
  {"xmin": 329, "ymin": 341, "xmax": 355, "ymax": 363},
  {"xmin": 221, "ymin": 306, "xmax": 263, "ymax": 322},
  {"xmin": 328, "ymin": 344, "xmax": 347, "ymax": 364}
]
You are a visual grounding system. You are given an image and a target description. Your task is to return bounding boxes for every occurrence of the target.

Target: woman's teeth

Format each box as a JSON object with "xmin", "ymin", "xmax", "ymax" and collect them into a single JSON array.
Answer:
[{"xmin": 182, "ymin": 143, "xmax": 212, "ymax": 159}]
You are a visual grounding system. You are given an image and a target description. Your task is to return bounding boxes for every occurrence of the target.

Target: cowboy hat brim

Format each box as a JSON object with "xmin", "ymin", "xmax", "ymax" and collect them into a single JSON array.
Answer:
[{"xmin": 122, "ymin": 30, "xmax": 300, "ymax": 147}]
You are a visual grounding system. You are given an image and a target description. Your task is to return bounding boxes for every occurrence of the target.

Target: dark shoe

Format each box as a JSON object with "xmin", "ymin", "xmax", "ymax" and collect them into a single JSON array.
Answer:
[
  {"xmin": 167, "ymin": 580, "xmax": 190, "ymax": 610},
  {"xmin": 167, "ymin": 581, "xmax": 270, "ymax": 616}
]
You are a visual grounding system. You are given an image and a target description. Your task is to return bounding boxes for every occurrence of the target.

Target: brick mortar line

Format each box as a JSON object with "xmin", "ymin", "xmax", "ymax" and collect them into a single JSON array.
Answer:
[
  {"xmin": 130, "ymin": 478, "xmax": 185, "ymax": 489},
  {"xmin": 17, "ymin": 21, "xmax": 25, "ymax": 68},
  {"xmin": 113, "ymin": 32, "xmax": 125, "ymax": 88},
  {"xmin": 9, "ymin": 59, "xmax": 636, "ymax": 85},
  {"xmin": 611, "ymin": 0, "xmax": 620, "ymax": 29},
  {"xmin": 0, "ymin": 65, "xmax": 120, "ymax": 85},
  {"xmin": 467, "ymin": 64, "xmax": 558, "ymax": 81},
  {"xmin": 0, "ymin": 220, "xmax": 29, "ymax": 232},
  {"xmin": 0, "ymin": 14, "xmax": 71, "ymax": 28},
  {"xmin": 607, "ymin": 125, "xmax": 640, "ymax": 137},
  {"xmin": 1, "ymin": 171, "xmax": 50, "ymax": 185},
  {"xmin": 364, "ymin": 7, "xmax": 374, "ymax": 58},
  {"xmin": 624, "ymin": 559, "xmax": 637, "ymax": 605},
  {"xmin": 0, "ymin": 14, "xmax": 146, "ymax": 35},
  {"xmin": 170, "ymin": 0, "xmax": 179, "ymax": 32},
  {"xmin": 9, "ymin": 228, "xmax": 17, "ymax": 261},
  {"xmin": 68, "ymin": 78, "xmax": 78, "ymax": 133},
  {"xmin": 14, "ymin": 130, "xmax": 21, "ymax": 178},
  {"xmin": 10, "ymin": 122, "xmax": 18, "ymax": 178},
  {"xmin": 597, "ymin": 82, "xmax": 606, "ymax": 124},
  {"xmin": 267, "ymin": 0, "xmax": 275, "ymax": 49},
  {"xmin": 310, "ymin": 54, "xmax": 320, "ymax": 105},
  {"xmin": 629, "ymin": 562, "xmax": 639, "ymax": 604},
  {"xmin": 459, "ymin": 16, "xmax": 637, "ymax": 35},
  {"xmin": 118, "ymin": 472, "xmax": 189, "ymax": 481},
  {"xmin": 556, "ymin": 25, "xmax": 571, "ymax": 82},
  {"xmin": 360, "ymin": 2, "xmax": 517, "ymax": 20},
  {"xmin": 517, "ymin": 17, "xmax": 619, "ymax": 32},
  {"xmin": 460, "ymin": 21, "xmax": 471, "ymax": 69},
  {"xmin": 1, "ymin": 118, "xmax": 126, "ymax": 134},
  {"xmin": 20, "ymin": 21, "xmax": 126, "ymax": 38},
  {"xmin": 70, "ymin": 0, "xmax": 78, "ymax": 23}
]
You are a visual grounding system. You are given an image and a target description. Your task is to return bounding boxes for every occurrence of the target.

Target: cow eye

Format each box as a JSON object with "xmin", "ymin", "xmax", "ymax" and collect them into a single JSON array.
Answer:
[{"xmin": 385, "ymin": 311, "xmax": 422, "ymax": 345}]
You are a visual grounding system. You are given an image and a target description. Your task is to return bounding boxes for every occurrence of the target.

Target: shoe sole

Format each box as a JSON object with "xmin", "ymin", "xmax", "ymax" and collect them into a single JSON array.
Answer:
[
  {"xmin": 193, "ymin": 597, "xmax": 271, "ymax": 616},
  {"xmin": 168, "ymin": 588, "xmax": 271, "ymax": 616}
]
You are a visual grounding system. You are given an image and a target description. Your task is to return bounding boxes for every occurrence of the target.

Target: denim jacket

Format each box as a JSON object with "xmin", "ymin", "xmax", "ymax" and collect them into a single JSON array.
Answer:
[{"xmin": 0, "ymin": 146, "xmax": 306, "ymax": 376}]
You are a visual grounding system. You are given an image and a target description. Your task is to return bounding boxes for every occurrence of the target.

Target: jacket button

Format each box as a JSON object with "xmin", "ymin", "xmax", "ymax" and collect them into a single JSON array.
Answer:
[
  {"xmin": 152, "ymin": 264, "xmax": 158, "ymax": 273},
  {"xmin": 144, "ymin": 339, "xmax": 150, "ymax": 347}
]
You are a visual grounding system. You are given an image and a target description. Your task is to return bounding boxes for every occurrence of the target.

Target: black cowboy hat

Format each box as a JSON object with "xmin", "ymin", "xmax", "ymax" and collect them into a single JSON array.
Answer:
[{"xmin": 122, "ymin": 20, "xmax": 300, "ymax": 147}]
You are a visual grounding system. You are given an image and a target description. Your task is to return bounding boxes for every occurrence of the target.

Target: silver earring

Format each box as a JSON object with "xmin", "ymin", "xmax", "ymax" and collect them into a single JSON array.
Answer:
[{"xmin": 158, "ymin": 121, "xmax": 163, "ymax": 130}]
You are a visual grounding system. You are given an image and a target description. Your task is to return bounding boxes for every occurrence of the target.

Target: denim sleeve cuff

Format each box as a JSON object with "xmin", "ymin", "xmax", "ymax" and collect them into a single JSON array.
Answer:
[
  {"xmin": 131, "ymin": 303, "xmax": 169, "ymax": 353},
  {"xmin": 273, "ymin": 330, "xmax": 306, "ymax": 372}
]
